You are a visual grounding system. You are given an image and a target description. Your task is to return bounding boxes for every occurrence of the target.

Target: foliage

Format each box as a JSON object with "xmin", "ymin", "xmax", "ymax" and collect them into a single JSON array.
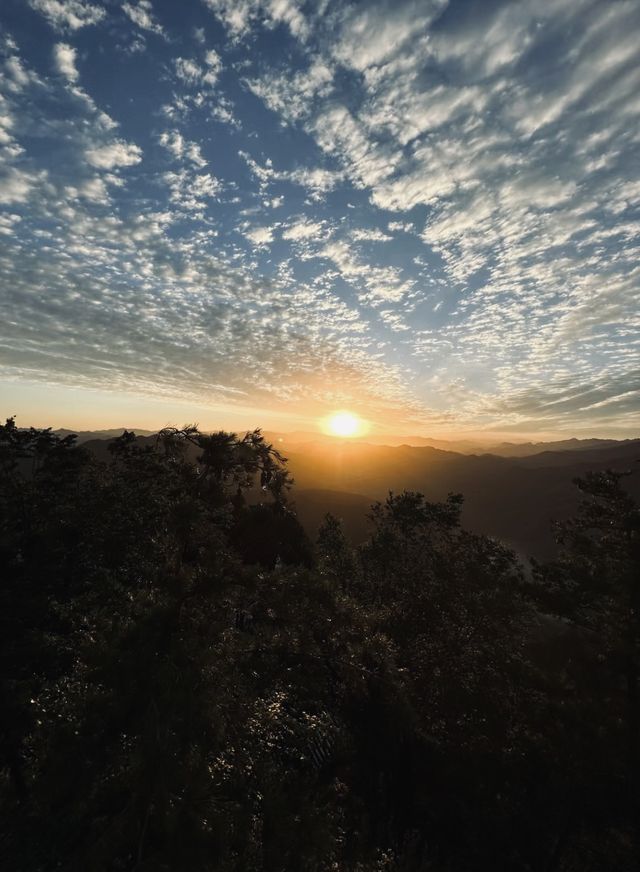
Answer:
[
  {"xmin": 1, "ymin": 420, "xmax": 638, "ymax": 870},
  {"xmin": 530, "ymin": 470, "xmax": 640, "ymax": 860}
]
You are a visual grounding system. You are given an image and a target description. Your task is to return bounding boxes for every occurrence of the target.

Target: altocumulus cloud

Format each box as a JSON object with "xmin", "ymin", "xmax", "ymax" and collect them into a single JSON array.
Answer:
[
  {"xmin": 29, "ymin": 0, "xmax": 106, "ymax": 32},
  {"xmin": 0, "ymin": 0, "xmax": 638, "ymax": 434},
  {"xmin": 53, "ymin": 41, "xmax": 79, "ymax": 81},
  {"xmin": 85, "ymin": 141, "xmax": 143, "ymax": 169}
]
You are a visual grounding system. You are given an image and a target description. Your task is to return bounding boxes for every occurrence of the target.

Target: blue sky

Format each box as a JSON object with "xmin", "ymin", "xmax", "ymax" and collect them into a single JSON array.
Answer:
[{"xmin": 0, "ymin": 0, "xmax": 639, "ymax": 436}]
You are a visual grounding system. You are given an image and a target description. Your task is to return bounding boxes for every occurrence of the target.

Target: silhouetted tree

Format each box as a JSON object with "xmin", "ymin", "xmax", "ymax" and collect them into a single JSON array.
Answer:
[
  {"xmin": 532, "ymin": 469, "xmax": 640, "ymax": 864},
  {"xmin": 2, "ymin": 419, "xmax": 636, "ymax": 871},
  {"xmin": 316, "ymin": 512, "xmax": 358, "ymax": 588}
]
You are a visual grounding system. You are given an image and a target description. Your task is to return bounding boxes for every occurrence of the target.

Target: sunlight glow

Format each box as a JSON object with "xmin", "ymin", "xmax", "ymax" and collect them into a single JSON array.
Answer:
[{"xmin": 327, "ymin": 411, "xmax": 361, "ymax": 438}]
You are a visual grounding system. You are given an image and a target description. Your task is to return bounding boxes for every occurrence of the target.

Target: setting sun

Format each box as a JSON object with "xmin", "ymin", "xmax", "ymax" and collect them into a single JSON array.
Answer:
[{"xmin": 327, "ymin": 411, "xmax": 361, "ymax": 438}]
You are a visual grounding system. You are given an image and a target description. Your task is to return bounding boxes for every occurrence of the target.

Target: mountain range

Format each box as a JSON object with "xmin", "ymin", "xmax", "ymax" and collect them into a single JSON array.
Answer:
[{"xmin": 69, "ymin": 429, "xmax": 640, "ymax": 562}]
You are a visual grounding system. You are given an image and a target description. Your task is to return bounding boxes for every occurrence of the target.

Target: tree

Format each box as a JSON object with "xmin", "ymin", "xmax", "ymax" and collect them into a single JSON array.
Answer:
[
  {"xmin": 316, "ymin": 512, "xmax": 358, "ymax": 590},
  {"xmin": 0, "ymin": 421, "xmax": 391, "ymax": 870},
  {"xmin": 351, "ymin": 491, "xmax": 539, "ymax": 867},
  {"xmin": 532, "ymin": 470, "xmax": 640, "ymax": 861},
  {"xmin": 5, "ymin": 417, "xmax": 634, "ymax": 870}
]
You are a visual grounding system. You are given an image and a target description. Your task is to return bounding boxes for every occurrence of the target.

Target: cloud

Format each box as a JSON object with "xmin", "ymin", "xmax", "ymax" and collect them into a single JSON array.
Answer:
[
  {"xmin": 240, "ymin": 150, "xmax": 344, "ymax": 200},
  {"xmin": 3, "ymin": 0, "xmax": 640, "ymax": 434},
  {"xmin": 244, "ymin": 225, "xmax": 274, "ymax": 246},
  {"xmin": 53, "ymin": 42, "xmax": 79, "ymax": 81},
  {"xmin": 0, "ymin": 167, "xmax": 45, "ymax": 204},
  {"xmin": 175, "ymin": 51, "xmax": 221, "ymax": 87},
  {"xmin": 0, "ymin": 212, "xmax": 22, "ymax": 235},
  {"xmin": 174, "ymin": 57, "xmax": 203, "ymax": 84},
  {"xmin": 3, "ymin": 55, "xmax": 40, "ymax": 92},
  {"xmin": 351, "ymin": 228, "xmax": 392, "ymax": 242},
  {"xmin": 246, "ymin": 57, "xmax": 333, "ymax": 122},
  {"xmin": 164, "ymin": 169, "xmax": 222, "ymax": 211},
  {"xmin": 29, "ymin": 0, "xmax": 106, "ymax": 31},
  {"xmin": 202, "ymin": 0, "xmax": 308, "ymax": 42},
  {"xmin": 122, "ymin": 1, "xmax": 165, "ymax": 37},
  {"xmin": 85, "ymin": 140, "xmax": 143, "ymax": 169},
  {"xmin": 0, "ymin": 28, "xmax": 423, "ymax": 425},
  {"xmin": 282, "ymin": 219, "xmax": 324, "ymax": 241},
  {"xmin": 159, "ymin": 130, "xmax": 207, "ymax": 167},
  {"xmin": 310, "ymin": 104, "xmax": 401, "ymax": 191},
  {"xmin": 67, "ymin": 175, "xmax": 110, "ymax": 203},
  {"xmin": 201, "ymin": 0, "xmax": 256, "ymax": 39},
  {"xmin": 333, "ymin": 0, "xmax": 446, "ymax": 73},
  {"xmin": 265, "ymin": 0, "xmax": 308, "ymax": 41},
  {"xmin": 318, "ymin": 239, "xmax": 413, "ymax": 304},
  {"xmin": 204, "ymin": 49, "xmax": 222, "ymax": 81}
]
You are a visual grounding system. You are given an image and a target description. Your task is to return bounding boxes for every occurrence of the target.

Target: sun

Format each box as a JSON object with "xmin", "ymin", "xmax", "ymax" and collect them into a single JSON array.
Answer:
[{"xmin": 327, "ymin": 411, "xmax": 361, "ymax": 438}]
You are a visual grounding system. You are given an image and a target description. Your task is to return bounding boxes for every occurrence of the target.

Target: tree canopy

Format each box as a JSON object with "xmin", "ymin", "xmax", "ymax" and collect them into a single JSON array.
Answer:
[{"xmin": 1, "ymin": 419, "xmax": 638, "ymax": 871}]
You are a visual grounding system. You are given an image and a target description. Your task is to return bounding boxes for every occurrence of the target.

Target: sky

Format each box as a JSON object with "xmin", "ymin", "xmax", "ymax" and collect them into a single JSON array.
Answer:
[{"xmin": 0, "ymin": 0, "xmax": 639, "ymax": 438}]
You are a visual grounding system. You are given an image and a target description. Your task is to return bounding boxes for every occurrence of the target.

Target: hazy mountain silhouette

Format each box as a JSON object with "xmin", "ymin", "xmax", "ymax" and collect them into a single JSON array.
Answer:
[
  {"xmin": 484, "ymin": 437, "xmax": 630, "ymax": 456},
  {"xmin": 53, "ymin": 428, "xmax": 155, "ymax": 442},
  {"xmin": 77, "ymin": 431, "xmax": 640, "ymax": 560},
  {"xmin": 67, "ymin": 427, "xmax": 632, "ymax": 456},
  {"xmin": 292, "ymin": 441, "xmax": 640, "ymax": 558},
  {"xmin": 263, "ymin": 431, "xmax": 631, "ymax": 456},
  {"xmin": 263, "ymin": 431, "xmax": 490, "ymax": 453}
]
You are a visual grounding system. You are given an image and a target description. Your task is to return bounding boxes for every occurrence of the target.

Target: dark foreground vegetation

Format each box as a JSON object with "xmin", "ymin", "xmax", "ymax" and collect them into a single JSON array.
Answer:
[{"xmin": 1, "ymin": 418, "xmax": 639, "ymax": 871}]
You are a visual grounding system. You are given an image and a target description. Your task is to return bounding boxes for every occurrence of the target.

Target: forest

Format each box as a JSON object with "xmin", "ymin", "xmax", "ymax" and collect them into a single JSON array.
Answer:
[{"xmin": 1, "ymin": 418, "xmax": 639, "ymax": 871}]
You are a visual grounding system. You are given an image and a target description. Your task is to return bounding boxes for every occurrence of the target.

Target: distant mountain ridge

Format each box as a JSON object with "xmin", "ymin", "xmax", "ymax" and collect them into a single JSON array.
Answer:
[
  {"xmin": 485, "ymin": 437, "xmax": 628, "ymax": 457},
  {"xmin": 71, "ymin": 428, "xmax": 640, "ymax": 561},
  {"xmin": 53, "ymin": 428, "xmax": 155, "ymax": 443},
  {"xmin": 52, "ymin": 427, "xmax": 637, "ymax": 458},
  {"xmin": 283, "ymin": 438, "xmax": 640, "ymax": 561},
  {"xmin": 263, "ymin": 431, "xmax": 636, "ymax": 457}
]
